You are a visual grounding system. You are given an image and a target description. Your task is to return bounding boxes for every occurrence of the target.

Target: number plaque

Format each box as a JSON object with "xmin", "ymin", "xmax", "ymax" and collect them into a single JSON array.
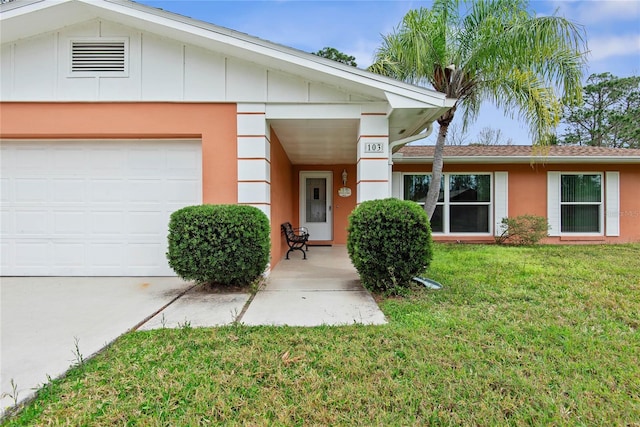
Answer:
[{"xmin": 364, "ymin": 143, "xmax": 384, "ymax": 153}]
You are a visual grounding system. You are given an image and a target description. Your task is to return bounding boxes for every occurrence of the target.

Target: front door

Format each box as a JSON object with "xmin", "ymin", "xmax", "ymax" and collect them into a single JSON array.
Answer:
[{"xmin": 300, "ymin": 171, "xmax": 333, "ymax": 241}]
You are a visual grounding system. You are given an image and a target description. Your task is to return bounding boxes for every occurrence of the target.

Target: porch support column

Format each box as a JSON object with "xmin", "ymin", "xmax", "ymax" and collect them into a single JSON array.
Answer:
[
  {"xmin": 357, "ymin": 106, "xmax": 389, "ymax": 203},
  {"xmin": 237, "ymin": 103, "xmax": 271, "ymax": 219}
]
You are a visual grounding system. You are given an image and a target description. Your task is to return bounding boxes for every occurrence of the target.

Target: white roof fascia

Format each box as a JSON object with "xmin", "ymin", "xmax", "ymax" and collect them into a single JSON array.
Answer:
[
  {"xmin": 385, "ymin": 91, "xmax": 456, "ymax": 110},
  {"xmin": 393, "ymin": 155, "xmax": 640, "ymax": 164},
  {"xmin": 1, "ymin": 0, "xmax": 450, "ymax": 109}
]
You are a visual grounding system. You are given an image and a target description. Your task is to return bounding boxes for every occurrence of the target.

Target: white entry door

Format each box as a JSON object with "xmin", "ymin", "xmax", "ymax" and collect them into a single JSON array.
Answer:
[{"xmin": 299, "ymin": 172, "xmax": 332, "ymax": 241}]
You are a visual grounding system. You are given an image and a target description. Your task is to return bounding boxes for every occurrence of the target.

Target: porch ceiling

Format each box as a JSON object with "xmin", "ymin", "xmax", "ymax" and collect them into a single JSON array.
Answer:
[
  {"xmin": 270, "ymin": 106, "xmax": 442, "ymax": 165},
  {"xmin": 270, "ymin": 119, "xmax": 359, "ymax": 165}
]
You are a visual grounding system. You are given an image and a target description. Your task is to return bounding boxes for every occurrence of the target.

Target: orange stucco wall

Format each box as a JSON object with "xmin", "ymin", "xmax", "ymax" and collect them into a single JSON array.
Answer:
[
  {"xmin": 269, "ymin": 129, "xmax": 293, "ymax": 267},
  {"xmin": 293, "ymin": 164, "xmax": 358, "ymax": 245},
  {"xmin": 394, "ymin": 162, "xmax": 640, "ymax": 243},
  {"xmin": 0, "ymin": 102, "xmax": 238, "ymax": 204}
]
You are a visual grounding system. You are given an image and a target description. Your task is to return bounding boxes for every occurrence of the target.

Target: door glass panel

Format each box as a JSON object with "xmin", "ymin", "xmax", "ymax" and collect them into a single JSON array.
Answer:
[{"xmin": 306, "ymin": 178, "xmax": 326, "ymax": 223}]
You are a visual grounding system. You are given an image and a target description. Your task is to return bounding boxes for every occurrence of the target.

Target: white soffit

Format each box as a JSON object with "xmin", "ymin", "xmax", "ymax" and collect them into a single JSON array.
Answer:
[{"xmin": 270, "ymin": 119, "xmax": 359, "ymax": 165}]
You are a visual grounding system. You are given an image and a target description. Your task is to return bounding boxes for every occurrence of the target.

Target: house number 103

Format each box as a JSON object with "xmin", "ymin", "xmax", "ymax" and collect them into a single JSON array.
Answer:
[{"xmin": 364, "ymin": 142, "xmax": 384, "ymax": 153}]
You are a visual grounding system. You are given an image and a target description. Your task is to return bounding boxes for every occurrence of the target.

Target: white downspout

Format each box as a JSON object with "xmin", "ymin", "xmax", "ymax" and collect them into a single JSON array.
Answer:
[{"xmin": 388, "ymin": 123, "xmax": 434, "ymax": 196}]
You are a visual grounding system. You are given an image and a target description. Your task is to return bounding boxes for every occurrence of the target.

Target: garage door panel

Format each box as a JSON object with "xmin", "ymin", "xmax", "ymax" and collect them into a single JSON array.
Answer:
[
  {"xmin": 15, "ymin": 178, "xmax": 49, "ymax": 202},
  {"xmin": 15, "ymin": 210, "xmax": 49, "ymax": 234},
  {"xmin": 127, "ymin": 243, "xmax": 164, "ymax": 267},
  {"xmin": 53, "ymin": 212, "xmax": 86, "ymax": 234},
  {"xmin": 11, "ymin": 147, "xmax": 48, "ymax": 169},
  {"xmin": 15, "ymin": 242, "xmax": 49, "ymax": 267},
  {"xmin": 1, "ymin": 210, "xmax": 14, "ymax": 234},
  {"xmin": 166, "ymin": 149, "xmax": 201, "ymax": 171},
  {"xmin": 88, "ymin": 243, "xmax": 124, "ymax": 267},
  {"xmin": 1, "ymin": 242, "xmax": 11, "ymax": 268},
  {"xmin": 53, "ymin": 148, "xmax": 86, "ymax": 169},
  {"xmin": 52, "ymin": 243, "xmax": 86, "ymax": 267},
  {"xmin": 128, "ymin": 150, "xmax": 165, "ymax": 175},
  {"xmin": 167, "ymin": 180, "xmax": 201, "ymax": 202},
  {"xmin": 1, "ymin": 139, "xmax": 202, "ymax": 276},
  {"xmin": 127, "ymin": 212, "xmax": 163, "ymax": 235},
  {"xmin": 128, "ymin": 180, "xmax": 164, "ymax": 202},
  {"xmin": 51, "ymin": 179, "xmax": 85, "ymax": 203},
  {"xmin": 89, "ymin": 180, "xmax": 125, "ymax": 202},
  {"xmin": 90, "ymin": 212, "xmax": 124, "ymax": 234},
  {"xmin": 1, "ymin": 178, "xmax": 11, "ymax": 203}
]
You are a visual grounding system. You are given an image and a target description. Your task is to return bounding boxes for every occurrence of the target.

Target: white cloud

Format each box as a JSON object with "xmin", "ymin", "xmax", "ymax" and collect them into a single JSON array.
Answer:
[
  {"xmin": 554, "ymin": 0, "xmax": 640, "ymax": 25},
  {"xmin": 587, "ymin": 34, "xmax": 640, "ymax": 61}
]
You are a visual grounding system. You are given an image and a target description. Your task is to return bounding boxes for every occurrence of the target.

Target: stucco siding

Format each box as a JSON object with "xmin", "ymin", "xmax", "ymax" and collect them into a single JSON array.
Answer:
[
  {"xmin": 269, "ymin": 130, "xmax": 293, "ymax": 266},
  {"xmin": 0, "ymin": 102, "xmax": 238, "ymax": 205},
  {"xmin": 394, "ymin": 162, "xmax": 640, "ymax": 243}
]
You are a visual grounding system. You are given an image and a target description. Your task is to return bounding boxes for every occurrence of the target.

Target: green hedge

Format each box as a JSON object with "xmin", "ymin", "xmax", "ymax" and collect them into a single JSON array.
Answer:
[
  {"xmin": 347, "ymin": 198, "xmax": 433, "ymax": 294},
  {"xmin": 167, "ymin": 204, "xmax": 270, "ymax": 286}
]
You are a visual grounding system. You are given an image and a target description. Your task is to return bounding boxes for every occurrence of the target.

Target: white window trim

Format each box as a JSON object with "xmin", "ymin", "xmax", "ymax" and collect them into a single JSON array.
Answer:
[
  {"xmin": 558, "ymin": 172, "xmax": 604, "ymax": 236},
  {"xmin": 401, "ymin": 172, "xmax": 494, "ymax": 235},
  {"xmin": 67, "ymin": 37, "xmax": 129, "ymax": 78}
]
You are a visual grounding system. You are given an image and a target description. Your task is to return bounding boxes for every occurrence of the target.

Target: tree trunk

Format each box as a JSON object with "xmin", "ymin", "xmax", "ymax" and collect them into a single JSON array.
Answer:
[{"xmin": 424, "ymin": 110, "xmax": 454, "ymax": 220}]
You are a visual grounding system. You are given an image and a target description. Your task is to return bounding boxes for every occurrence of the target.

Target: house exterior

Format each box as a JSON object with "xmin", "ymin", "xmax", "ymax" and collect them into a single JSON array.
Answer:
[
  {"xmin": 1, "ymin": 1, "xmax": 638, "ymax": 278},
  {"xmin": 0, "ymin": 0, "xmax": 454, "ymax": 276},
  {"xmin": 393, "ymin": 145, "xmax": 640, "ymax": 244}
]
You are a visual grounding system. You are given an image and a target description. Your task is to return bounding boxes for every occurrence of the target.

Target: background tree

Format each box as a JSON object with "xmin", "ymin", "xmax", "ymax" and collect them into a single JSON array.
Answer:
[
  {"xmin": 471, "ymin": 127, "xmax": 514, "ymax": 146},
  {"xmin": 560, "ymin": 73, "xmax": 640, "ymax": 148},
  {"xmin": 312, "ymin": 47, "xmax": 357, "ymax": 67},
  {"xmin": 369, "ymin": 0, "xmax": 586, "ymax": 219},
  {"xmin": 443, "ymin": 123, "xmax": 469, "ymax": 145}
]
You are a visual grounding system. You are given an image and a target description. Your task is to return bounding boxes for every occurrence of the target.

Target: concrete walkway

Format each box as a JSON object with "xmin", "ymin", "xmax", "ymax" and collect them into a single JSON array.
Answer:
[
  {"xmin": 241, "ymin": 246, "xmax": 386, "ymax": 326},
  {"xmin": 1, "ymin": 246, "xmax": 385, "ymax": 413}
]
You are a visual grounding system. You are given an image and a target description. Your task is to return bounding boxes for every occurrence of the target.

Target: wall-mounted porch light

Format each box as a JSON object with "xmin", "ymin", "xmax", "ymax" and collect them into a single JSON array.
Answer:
[{"xmin": 338, "ymin": 169, "xmax": 351, "ymax": 198}]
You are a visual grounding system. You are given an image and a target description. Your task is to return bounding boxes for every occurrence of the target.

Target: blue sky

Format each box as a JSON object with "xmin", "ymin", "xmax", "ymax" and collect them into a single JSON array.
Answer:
[{"xmin": 138, "ymin": 0, "xmax": 640, "ymax": 145}]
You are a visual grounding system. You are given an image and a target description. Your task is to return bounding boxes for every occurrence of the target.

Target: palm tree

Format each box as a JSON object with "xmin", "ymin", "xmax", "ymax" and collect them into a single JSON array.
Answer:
[{"xmin": 369, "ymin": 0, "xmax": 586, "ymax": 219}]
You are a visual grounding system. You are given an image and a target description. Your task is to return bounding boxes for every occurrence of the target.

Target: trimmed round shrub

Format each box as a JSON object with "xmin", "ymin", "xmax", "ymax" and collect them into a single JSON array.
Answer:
[
  {"xmin": 167, "ymin": 204, "xmax": 270, "ymax": 286},
  {"xmin": 347, "ymin": 198, "xmax": 433, "ymax": 293}
]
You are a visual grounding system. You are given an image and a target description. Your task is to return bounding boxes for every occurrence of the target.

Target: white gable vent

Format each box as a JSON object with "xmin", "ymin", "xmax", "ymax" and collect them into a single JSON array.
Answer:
[{"xmin": 70, "ymin": 38, "xmax": 128, "ymax": 76}]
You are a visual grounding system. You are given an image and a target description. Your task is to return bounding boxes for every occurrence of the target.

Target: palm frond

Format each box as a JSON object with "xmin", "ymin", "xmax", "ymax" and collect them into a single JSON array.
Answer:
[{"xmin": 369, "ymin": 0, "xmax": 586, "ymax": 144}]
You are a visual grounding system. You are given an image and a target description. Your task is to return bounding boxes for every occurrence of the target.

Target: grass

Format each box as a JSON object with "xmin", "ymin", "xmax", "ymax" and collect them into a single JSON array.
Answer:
[{"xmin": 3, "ymin": 244, "xmax": 640, "ymax": 426}]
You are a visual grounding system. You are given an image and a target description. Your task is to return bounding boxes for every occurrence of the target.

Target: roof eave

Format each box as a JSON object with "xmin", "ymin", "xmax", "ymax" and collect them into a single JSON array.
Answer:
[{"xmin": 393, "ymin": 155, "xmax": 640, "ymax": 164}]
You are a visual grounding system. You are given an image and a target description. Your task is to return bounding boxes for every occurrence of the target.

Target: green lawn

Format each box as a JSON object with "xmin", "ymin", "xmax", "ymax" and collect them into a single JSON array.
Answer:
[{"xmin": 4, "ymin": 244, "xmax": 640, "ymax": 426}]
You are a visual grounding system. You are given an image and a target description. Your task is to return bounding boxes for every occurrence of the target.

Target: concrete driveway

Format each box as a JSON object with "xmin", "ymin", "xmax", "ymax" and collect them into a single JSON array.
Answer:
[
  {"xmin": 1, "ymin": 248, "xmax": 386, "ymax": 414},
  {"xmin": 1, "ymin": 277, "xmax": 196, "ymax": 412}
]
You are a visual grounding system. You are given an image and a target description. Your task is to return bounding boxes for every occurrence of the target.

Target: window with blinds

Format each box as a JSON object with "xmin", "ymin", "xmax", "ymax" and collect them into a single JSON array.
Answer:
[
  {"xmin": 560, "ymin": 174, "xmax": 602, "ymax": 233},
  {"xmin": 70, "ymin": 39, "xmax": 128, "ymax": 76}
]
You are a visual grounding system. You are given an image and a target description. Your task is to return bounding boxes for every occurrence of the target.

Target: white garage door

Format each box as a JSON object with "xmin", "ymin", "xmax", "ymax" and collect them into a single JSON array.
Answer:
[{"xmin": 0, "ymin": 140, "xmax": 202, "ymax": 276}]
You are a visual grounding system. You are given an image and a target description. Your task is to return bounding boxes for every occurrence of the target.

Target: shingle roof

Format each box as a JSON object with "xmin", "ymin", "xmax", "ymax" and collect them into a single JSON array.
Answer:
[{"xmin": 395, "ymin": 145, "xmax": 640, "ymax": 163}]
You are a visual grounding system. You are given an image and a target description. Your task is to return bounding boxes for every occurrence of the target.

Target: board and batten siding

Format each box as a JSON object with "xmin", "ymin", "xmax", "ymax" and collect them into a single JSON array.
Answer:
[{"xmin": 0, "ymin": 19, "xmax": 376, "ymax": 103}]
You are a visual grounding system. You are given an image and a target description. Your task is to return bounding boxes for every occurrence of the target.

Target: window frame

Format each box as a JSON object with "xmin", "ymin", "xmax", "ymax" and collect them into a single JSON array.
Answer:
[
  {"xmin": 401, "ymin": 172, "xmax": 494, "ymax": 235},
  {"xmin": 559, "ymin": 172, "xmax": 604, "ymax": 235}
]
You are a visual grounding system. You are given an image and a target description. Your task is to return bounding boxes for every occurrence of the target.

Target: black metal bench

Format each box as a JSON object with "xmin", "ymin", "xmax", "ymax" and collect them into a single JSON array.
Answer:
[{"xmin": 281, "ymin": 222, "xmax": 309, "ymax": 260}]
